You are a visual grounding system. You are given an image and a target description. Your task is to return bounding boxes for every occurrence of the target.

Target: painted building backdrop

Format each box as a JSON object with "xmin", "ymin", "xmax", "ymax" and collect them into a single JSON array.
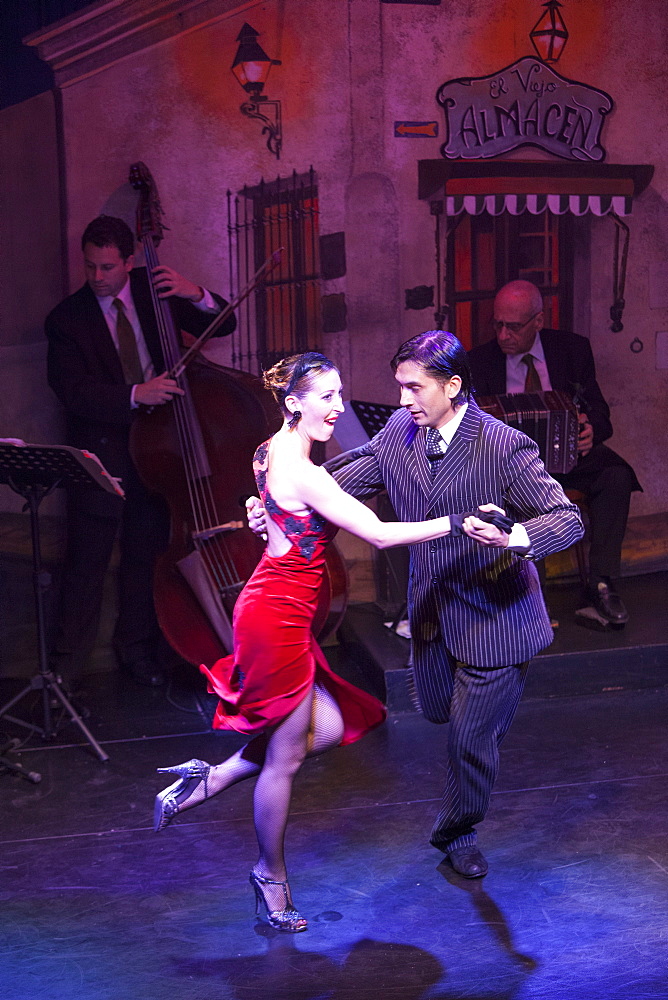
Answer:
[{"xmin": 1, "ymin": 0, "xmax": 666, "ymax": 584}]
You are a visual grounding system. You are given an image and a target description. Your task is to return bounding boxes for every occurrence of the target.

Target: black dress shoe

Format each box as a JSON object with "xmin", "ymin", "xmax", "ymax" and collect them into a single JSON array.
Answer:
[
  {"xmin": 120, "ymin": 657, "xmax": 166, "ymax": 687},
  {"xmin": 586, "ymin": 580, "xmax": 629, "ymax": 625},
  {"xmin": 447, "ymin": 846, "xmax": 489, "ymax": 878}
]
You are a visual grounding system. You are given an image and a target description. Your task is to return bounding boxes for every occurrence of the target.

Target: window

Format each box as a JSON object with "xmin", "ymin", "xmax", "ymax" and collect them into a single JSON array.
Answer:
[
  {"xmin": 227, "ymin": 168, "xmax": 321, "ymax": 374},
  {"xmin": 445, "ymin": 211, "xmax": 574, "ymax": 349}
]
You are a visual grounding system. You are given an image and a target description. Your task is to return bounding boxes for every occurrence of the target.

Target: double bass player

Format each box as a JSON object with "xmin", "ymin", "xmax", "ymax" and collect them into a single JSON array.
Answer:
[{"xmin": 46, "ymin": 214, "xmax": 236, "ymax": 690}]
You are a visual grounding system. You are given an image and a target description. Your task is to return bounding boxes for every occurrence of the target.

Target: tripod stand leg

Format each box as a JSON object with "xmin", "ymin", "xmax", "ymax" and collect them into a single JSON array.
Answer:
[
  {"xmin": 0, "ymin": 675, "xmax": 110, "ymax": 762},
  {"xmin": 0, "ymin": 682, "xmax": 48, "ymax": 738},
  {"xmin": 49, "ymin": 681, "xmax": 109, "ymax": 763},
  {"xmin": 0, "ymin": 736, "xmax": 41, "ymax": 783},
  {"xmin": 2, "ymin": 484, "xmax": 110, "ymax": 763}
]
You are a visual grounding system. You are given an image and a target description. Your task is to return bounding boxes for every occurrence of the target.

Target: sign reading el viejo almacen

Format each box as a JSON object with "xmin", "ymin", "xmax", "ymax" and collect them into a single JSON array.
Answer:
[{"xmin": 436, "ymin": 57, "xmax": 613, "ymax": 162}]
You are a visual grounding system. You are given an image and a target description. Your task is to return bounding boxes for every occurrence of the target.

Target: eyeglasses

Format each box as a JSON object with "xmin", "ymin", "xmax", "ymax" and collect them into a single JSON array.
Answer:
[{"xmin": 491, "ymin": 310, "xmax": 541, "ymax": 335}]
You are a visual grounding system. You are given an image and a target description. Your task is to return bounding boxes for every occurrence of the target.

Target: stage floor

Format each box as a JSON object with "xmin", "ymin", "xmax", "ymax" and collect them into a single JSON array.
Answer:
[{"xmin": 1, "ymin": 651, "xmax": 667, "ymax": 1000}]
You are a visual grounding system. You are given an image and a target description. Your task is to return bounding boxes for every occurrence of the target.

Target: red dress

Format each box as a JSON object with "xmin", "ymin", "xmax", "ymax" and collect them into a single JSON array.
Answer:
[{"xmin": 200, "ymin": 440, "xmax": 386, "ymax": 744}]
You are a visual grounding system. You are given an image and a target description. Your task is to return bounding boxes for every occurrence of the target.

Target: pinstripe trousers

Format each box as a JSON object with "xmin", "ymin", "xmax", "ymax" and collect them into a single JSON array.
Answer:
[
  {"xmin": 328, "ymin": 401, "xmax": 583, "ymax": 854},
  {"xmin": 428, "ymin": 654, "xmax": 528, "ymax": 853}
]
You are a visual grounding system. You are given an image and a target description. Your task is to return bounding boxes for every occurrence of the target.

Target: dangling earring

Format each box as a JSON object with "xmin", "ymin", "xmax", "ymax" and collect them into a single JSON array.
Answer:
[{"xmin": 288, "ymin": 410, "xmax": 302, "ymax": 430}]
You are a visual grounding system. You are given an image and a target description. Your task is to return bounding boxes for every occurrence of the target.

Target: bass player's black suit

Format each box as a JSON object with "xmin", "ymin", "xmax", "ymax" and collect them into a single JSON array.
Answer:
[{"xmin": 45, "ymin": 268, "xmax": 235, "ymax": 679}]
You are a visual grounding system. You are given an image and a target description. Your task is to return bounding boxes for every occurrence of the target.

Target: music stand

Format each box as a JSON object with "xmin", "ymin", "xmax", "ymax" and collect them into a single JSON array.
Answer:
[
  {"xmin": 349, "ymin": 400, "xmax": 399, "ymax": 439},
  {"xmin": 0, "ymin": 443, "xmax": 125, "ymax": 764}
]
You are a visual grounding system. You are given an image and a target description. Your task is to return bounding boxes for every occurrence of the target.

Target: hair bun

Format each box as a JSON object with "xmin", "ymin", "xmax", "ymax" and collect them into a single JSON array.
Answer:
[
  {"xmin": 262, "ymin": 352, "xmax": 338, "ymax": 411},
  {"xmin": 262, "ymin": 357, "xmax": 294, "ymax": 397}
]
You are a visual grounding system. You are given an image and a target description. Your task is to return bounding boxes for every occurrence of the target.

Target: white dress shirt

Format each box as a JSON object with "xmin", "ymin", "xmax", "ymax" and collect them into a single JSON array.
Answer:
[
  {"xmin": 96, "ymin": 279, "xmax": 219, "ymax": 406},
  {"xmin": 432, "ymin": 402, "xmax": 532, "ymax": 554},
  {"xmin": 505, "ymin": 331, "xmax": 552, "ymax": 394}
]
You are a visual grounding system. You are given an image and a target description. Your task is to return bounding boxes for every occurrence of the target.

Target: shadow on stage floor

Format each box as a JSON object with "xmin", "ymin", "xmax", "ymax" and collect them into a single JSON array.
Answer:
[{"xmin": 1, "ymin": 616, "xmax": 667, "ymax": 999}]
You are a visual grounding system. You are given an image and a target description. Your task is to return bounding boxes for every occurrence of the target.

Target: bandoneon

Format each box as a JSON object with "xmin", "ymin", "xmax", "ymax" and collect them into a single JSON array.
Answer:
[{"xmin": 477, "ymin": 390, "xmax": 579, "ymax": 475}]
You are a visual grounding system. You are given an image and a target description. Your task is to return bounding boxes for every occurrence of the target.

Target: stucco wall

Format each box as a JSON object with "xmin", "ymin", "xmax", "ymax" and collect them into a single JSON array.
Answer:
[
  {"xmin": 0, "ymin": 89, "xmax": 63, "ymax": 514},
  {"xmin": 9, "ymin": 0, "xmax": 668, "ymax": 523},
  {"xmin": 376, "ymin": 0, "xmax": 668, "ymax": 515}
]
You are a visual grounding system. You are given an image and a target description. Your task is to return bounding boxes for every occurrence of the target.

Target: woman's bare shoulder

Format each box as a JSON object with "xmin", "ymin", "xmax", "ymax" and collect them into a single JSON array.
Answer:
[{"xmin": 266, "ymin": 449, "xmax": 320, "ymax": 513}]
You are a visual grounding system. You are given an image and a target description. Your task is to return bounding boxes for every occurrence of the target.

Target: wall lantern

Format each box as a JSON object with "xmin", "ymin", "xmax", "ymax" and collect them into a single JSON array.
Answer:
[
  {"xmin": 231, "ymin": 23, "xmax": 282, "ymax": 159},
  {"xmin": 530, "ymin": 1, "xmax": 569, "ymax": 64}
]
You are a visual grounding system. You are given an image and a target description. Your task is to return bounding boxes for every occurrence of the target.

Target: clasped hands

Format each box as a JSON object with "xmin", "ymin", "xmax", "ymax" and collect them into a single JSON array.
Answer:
[
  {"xmin": 451, "ymin": 504, "xmax": 514, "ymax": 548},
  {"xmin": 245, "ymin": 497, "xmax": 513, "ymax": 548}
]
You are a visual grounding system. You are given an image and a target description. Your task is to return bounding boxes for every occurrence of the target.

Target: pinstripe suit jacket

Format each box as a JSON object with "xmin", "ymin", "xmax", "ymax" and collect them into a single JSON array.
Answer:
[{"xmin": 328, "ymin": 400, "xmax": 584, "ymax": 721}]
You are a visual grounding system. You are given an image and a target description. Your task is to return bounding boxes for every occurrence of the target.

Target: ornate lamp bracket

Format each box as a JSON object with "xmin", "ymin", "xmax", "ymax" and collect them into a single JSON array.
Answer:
[{"xmin": 240, "ymin": 98, "xmax": 282, "ymax": 160}]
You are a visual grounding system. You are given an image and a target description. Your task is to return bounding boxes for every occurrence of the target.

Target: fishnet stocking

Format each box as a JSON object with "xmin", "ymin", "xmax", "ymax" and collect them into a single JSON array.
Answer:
[
  {"xmin": 164, "ymin": 683, "xmax": 345, "ymax": 818},
  {"xmin": 251, "ymin": 682, "xmax": 346, "ymax": 885}
]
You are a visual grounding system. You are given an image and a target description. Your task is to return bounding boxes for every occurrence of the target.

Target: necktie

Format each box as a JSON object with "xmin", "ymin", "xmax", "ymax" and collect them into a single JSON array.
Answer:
[
  {"xmin": 521, "ymin": 353, "xmax": 542, "ymax": 393},
  {"xmin": 425, "ymin": 427, "xmax": 444, "ymax": 457},
  {"xmin": 426, "ymin": 427, "xmax": 444, "ymax": 475},
  {"xmin": 113, "ymin": 298, "xmax": 144, "ymax": 385}
]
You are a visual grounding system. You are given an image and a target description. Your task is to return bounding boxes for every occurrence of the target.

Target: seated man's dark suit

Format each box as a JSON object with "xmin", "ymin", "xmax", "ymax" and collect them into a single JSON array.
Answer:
[
  {"xmin": 467, "ymin": 329, "xmax": 641, "ymax": 590},
  {"xmin": 328, "ymin": 400, "xmax": 583, "ymax": 853},
  {"xmin": 46, "ymin": 267, "xmax": 236, "ymax": 680}
]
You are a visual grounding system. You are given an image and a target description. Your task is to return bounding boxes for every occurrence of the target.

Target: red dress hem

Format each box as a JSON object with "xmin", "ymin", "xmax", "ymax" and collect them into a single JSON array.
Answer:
[{"xmin": 200, "ymin": 439, "xmax": 386, "ymax": 745}]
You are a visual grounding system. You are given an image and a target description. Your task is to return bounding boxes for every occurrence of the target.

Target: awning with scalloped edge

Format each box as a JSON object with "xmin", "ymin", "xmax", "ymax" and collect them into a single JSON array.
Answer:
[
  {"xmin": 418, "ymin": 160, "xmax": 653, "ymax": 218},
  {"xmin": 445, "ymin": 192, "xmax": 632, "ymax": 217}
]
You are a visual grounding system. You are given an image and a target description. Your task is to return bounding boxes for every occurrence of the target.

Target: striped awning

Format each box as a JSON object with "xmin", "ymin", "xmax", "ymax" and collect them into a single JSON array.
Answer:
[
  {"xmin": 445, "ymin": 193, "xmax": 632, "ymax": 217},
  {"xmin": 418, "ymin": 161, "xmax": 653, "ymax": 218}
]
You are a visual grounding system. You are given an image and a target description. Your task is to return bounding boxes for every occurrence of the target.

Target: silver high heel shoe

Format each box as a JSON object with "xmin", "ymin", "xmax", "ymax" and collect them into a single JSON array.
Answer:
[
  {"xmin": 154, "ymin": 758, "xmax": 211, "ymax": 832},
  {"xmin": 249, "ymin": 870, "xmax": 308, "ymax": 932}
]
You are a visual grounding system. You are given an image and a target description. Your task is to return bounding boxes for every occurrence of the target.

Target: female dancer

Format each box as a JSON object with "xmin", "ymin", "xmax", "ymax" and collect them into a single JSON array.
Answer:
[{"xmin": 154, "ymin": 352, "xmax": 460, "ymax": 933}]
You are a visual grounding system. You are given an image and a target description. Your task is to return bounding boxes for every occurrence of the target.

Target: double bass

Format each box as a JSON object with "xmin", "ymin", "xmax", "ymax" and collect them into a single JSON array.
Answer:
[{"xmin": 127, "ymin": 162, "xmax": 347, "ymax": 667}]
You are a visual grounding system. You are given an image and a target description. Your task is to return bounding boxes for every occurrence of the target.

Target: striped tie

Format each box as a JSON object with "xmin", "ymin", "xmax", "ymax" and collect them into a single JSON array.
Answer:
[{"xmin": 521, "ymin": 353, "xmax": 542, "ymax": 393}]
